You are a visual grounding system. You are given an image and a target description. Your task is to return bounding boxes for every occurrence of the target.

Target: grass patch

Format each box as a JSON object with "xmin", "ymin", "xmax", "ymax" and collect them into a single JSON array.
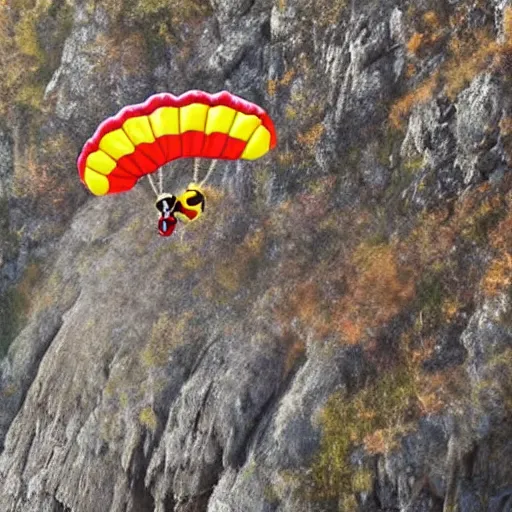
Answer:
[
  {"xmin": 140, "ymin": 311, "xmax": 193, "ymax": 368},
  {"xmin": 304, "ymin": 368, "xmax": 418, "ymax": 504},
  {"xmin": 0, "ymin": 260, "xmax": 43, "ymax": 357},
  {"xmin": 0, "ymin": 288, "xmax": 26, "ymax": 357},
  {"xmin": 0, "ymin": 1, "xmax": 73, "ymax": 115},
  {"xmin": 139, "ymin": 405, "xmax": 158, "ymax": 431}
]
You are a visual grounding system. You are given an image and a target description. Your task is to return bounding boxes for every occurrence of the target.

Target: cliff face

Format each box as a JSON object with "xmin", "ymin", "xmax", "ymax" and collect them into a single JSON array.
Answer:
[{"xmin": 0, "ymin": 0, "xmax": 511, "ymax": 511}]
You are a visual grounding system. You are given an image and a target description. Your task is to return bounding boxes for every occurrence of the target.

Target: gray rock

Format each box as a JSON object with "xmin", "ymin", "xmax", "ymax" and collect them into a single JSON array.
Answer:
[
  {"xmin": 1, "ymin": 0, "xmax": 512, "ymax": 511},
  {"xmin": 0, "ymin": 129, "xmax": 13, "ymax": 199},
  {"xmin": 461, "ymin": 294, "xmax": 512, "ymax": 384},
  {"xmin": 455, "ymin": 74, "xmax": 505, "ymax": 184}
]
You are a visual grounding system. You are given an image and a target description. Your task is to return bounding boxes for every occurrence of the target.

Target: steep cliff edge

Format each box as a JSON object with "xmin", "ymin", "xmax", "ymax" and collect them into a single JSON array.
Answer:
[{"xmin": 0, "ymin": 0, "xmax": 511, "ymax": 511}]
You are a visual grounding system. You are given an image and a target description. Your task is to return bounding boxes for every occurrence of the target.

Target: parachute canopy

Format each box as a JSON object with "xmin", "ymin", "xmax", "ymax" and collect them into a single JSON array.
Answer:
[{"xmin": 77, "ymin": 90, "xmax": 277, "ymax": 196}]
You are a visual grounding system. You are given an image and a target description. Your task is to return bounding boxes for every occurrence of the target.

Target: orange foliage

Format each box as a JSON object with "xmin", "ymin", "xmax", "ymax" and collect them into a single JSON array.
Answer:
[
  {"xmin": 391, "ymin": 6, "xmax": 512, "ymax": 127},
  {"xmin": 406, "ymin": 62, "xmax": 417, "ymax": 78},
  {"xmin": 334, "ymin": 243, "xmax": 415, "ymax": 344},
  {"xmin": 389, "ymin": 71, "xmax": 440, "ymax": 129},
  {"xmin": 418, "ymin": 367, "xmax": 468, "ymax": 415},
  {"xmin": 268, "ymin": 69, "xmax": 295, "ymax": 97},
  {"xmin": 282, "ymin": 333, "xmax": 306, "ymax": 377},
  {"xmin": 423, "ymin": 11, "xmax": 440, "ymax": 29},
  {"xmin": 406, "ymin": 11, "xmax": 441, "ymax": 57},
  {"xmin": 417, "ymin": 390, "xmax": 445, "ymax": 414},
  {"xmin": 272, "ymin": 178, "xmax": 509, "ymax": 349},
  {"xmin": 13, "ymin": 155, "xmax": 68, "ymax": 210},
  {"xmin": 407, "ymin": 32, "xmax": 424, "ymax": 55},
  {"xmin": 288, "ymin": 281, "xmax": 332, "ymax": 339},
  {"xmin": 403, "ymin": 206, "xmax": 456, "ymax": 267},
  {"xmin": 363, "ymin": 429, "xmax": 387, "ymax": 454},
  {"xmin": 297, "ymin": 123, "xmax": 325, "ymax": 148},
  {"xmin": 444, "ymin": 28, "xmax": 499, "ymax": 99},
  {"xmin": 482, "ymin": 206, "xmax": 512, "ymax": 296}
]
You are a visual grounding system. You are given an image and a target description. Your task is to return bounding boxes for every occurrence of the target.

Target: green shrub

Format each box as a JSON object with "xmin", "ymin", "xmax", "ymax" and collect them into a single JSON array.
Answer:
[
  {"xmin": 304, "ymin": 369, "xmax": 418, "ymax": 504},
  {"xmin": 0, "ymin": 288, "xmax": 26, "ymax": 357}
]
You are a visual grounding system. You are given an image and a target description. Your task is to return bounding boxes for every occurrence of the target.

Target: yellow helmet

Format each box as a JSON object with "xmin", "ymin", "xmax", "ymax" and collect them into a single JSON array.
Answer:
[{"xmin": 175, "ymin": 184, "xmax": 205, "ymax": 223}]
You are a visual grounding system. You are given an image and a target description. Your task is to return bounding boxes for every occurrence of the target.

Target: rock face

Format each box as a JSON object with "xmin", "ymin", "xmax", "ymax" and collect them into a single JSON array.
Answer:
[{"xmin": 1, "ymin": 0, "xmax": 512, "ymax": 511}]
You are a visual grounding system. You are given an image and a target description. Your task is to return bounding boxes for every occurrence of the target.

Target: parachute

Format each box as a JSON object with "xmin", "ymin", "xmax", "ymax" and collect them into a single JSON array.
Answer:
[{"xmin": 77, "ymin": 90, "xmax": 277, "ymax": 196}]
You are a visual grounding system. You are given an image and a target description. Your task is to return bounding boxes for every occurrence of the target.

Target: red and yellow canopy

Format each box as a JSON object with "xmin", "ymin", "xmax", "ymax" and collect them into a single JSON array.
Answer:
[{"xmin": 77, "ymin": 90, "xmax": 277, "ymax": 196}]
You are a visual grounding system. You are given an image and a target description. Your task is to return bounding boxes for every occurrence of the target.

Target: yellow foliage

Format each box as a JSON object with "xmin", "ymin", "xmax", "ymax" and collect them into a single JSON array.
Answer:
[
  {"xmin": 267, "ymin": 69, "xmax": 295, "ymax": 97},
  {"xmin": 482, "ymin": 253, "xmax": 512, "ymax": 296},
  {"xmin": 267, "ymin": 79, "xmax": 277, "ymax": 98},
  {"xmin": 283, "ymin": 337, "xmax": 306, "ymax": 377},
  {"xmin": 423, "ymin": 10, "xmax": 440, "ymax": 29},
  {"xmin": 285, "ymin": 105, "xmax": 298, "ymax": 119},
  {"xmin": 0, "ymin": 1, "xmax": 71, "ymax": 113},
  {"xmin": 14, "ymin": 11, "xmax": 43, "ymax": 61},
  {"xmin": 441, "ymin": 297, "xmax": 460, "ymax": 321},
  {"xmin": 280, "ymin": 69, "xmax": 295, "ymax": 87},
  {"xmin": 417, "ymin": 391, "xmax": 445, "ymax": 415},
  {"xmin": 351, "ymin": 469, "xmax": 373, "ymax": 493},
  {"xmin": 102, "ymin": 0, "xmax": 211, "ymax": 23},
  {"xmin": 406, "ymin": 62, "xmax": 417, "ymax": 77},
  {"xmin": 141, "ymin": 312, "xmax": 192, "ymax": 367},
  {"xmin": 500, "ymin": 117, "xmax": 512, "ymax": 136},
  {"xmin": 139, "ymin": 406, "xmax": 158, "ymax": 431},
  {"xmin": 308, "ymin": 368, "xmax": 418, "ymax": 501},
  {"xmin": 504, "ymin": 6, "xmax": 512, "ymax": 42}
]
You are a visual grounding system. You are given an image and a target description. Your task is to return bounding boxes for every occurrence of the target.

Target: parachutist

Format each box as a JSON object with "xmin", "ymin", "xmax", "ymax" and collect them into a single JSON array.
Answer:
[
  {"xmin": 155, "ymin": 184, "xmax": 206, "ymax": 237},
  {"xmin": 156, "ymin": 193, "xmax": 178, "ymax": 237}
]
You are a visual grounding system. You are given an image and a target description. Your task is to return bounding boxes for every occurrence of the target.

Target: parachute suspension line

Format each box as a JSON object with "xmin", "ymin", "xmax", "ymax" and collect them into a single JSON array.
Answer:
[
  {"xmin": 199, "ymin": 159, "xmax": 217, "ymax": 186},
  {"xmin": 158, "ymin": 167, "xmax": 163, "ymax": 194},
  {"xmin": 147, "ymin": 173, "xmax": 159, "ymax": 197},
  {"xmin": 193, "ymin": 158, "xmax": 200, "ymax": 183}
]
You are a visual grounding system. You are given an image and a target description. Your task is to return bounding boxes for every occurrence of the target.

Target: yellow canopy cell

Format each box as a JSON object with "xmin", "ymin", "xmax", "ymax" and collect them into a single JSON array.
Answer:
[
  {"xmin": 123, "ymin": 116, "xmax": 155, "ymax": 146},
  {"xmin": 180, "ymin": 103, "xmax": 210, "ymax": 133},
  {"xmin": 229, "ymin": 112, "xmax": 262, "ymax": 141},
  {"xmin": 99, "ymin": 129, "xmax": 135, "ymax": 160},
  {"xmin": 205, "ymin": 105, "xmax": 237, "ymax": 135},
  {"xmin": 241, "ymin": 125, "xmax": 271, "ymax": 160},
  {"xmin": 149, "ymin": 106, "xmax": 180, "ymax": 137},
  {"xmin": 85, "ymin": 150, "xmax": 117, "ymax": 175},
  {"xmin": 84, "ymin": 167, "xmax": 109, "ymax": 195}
]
